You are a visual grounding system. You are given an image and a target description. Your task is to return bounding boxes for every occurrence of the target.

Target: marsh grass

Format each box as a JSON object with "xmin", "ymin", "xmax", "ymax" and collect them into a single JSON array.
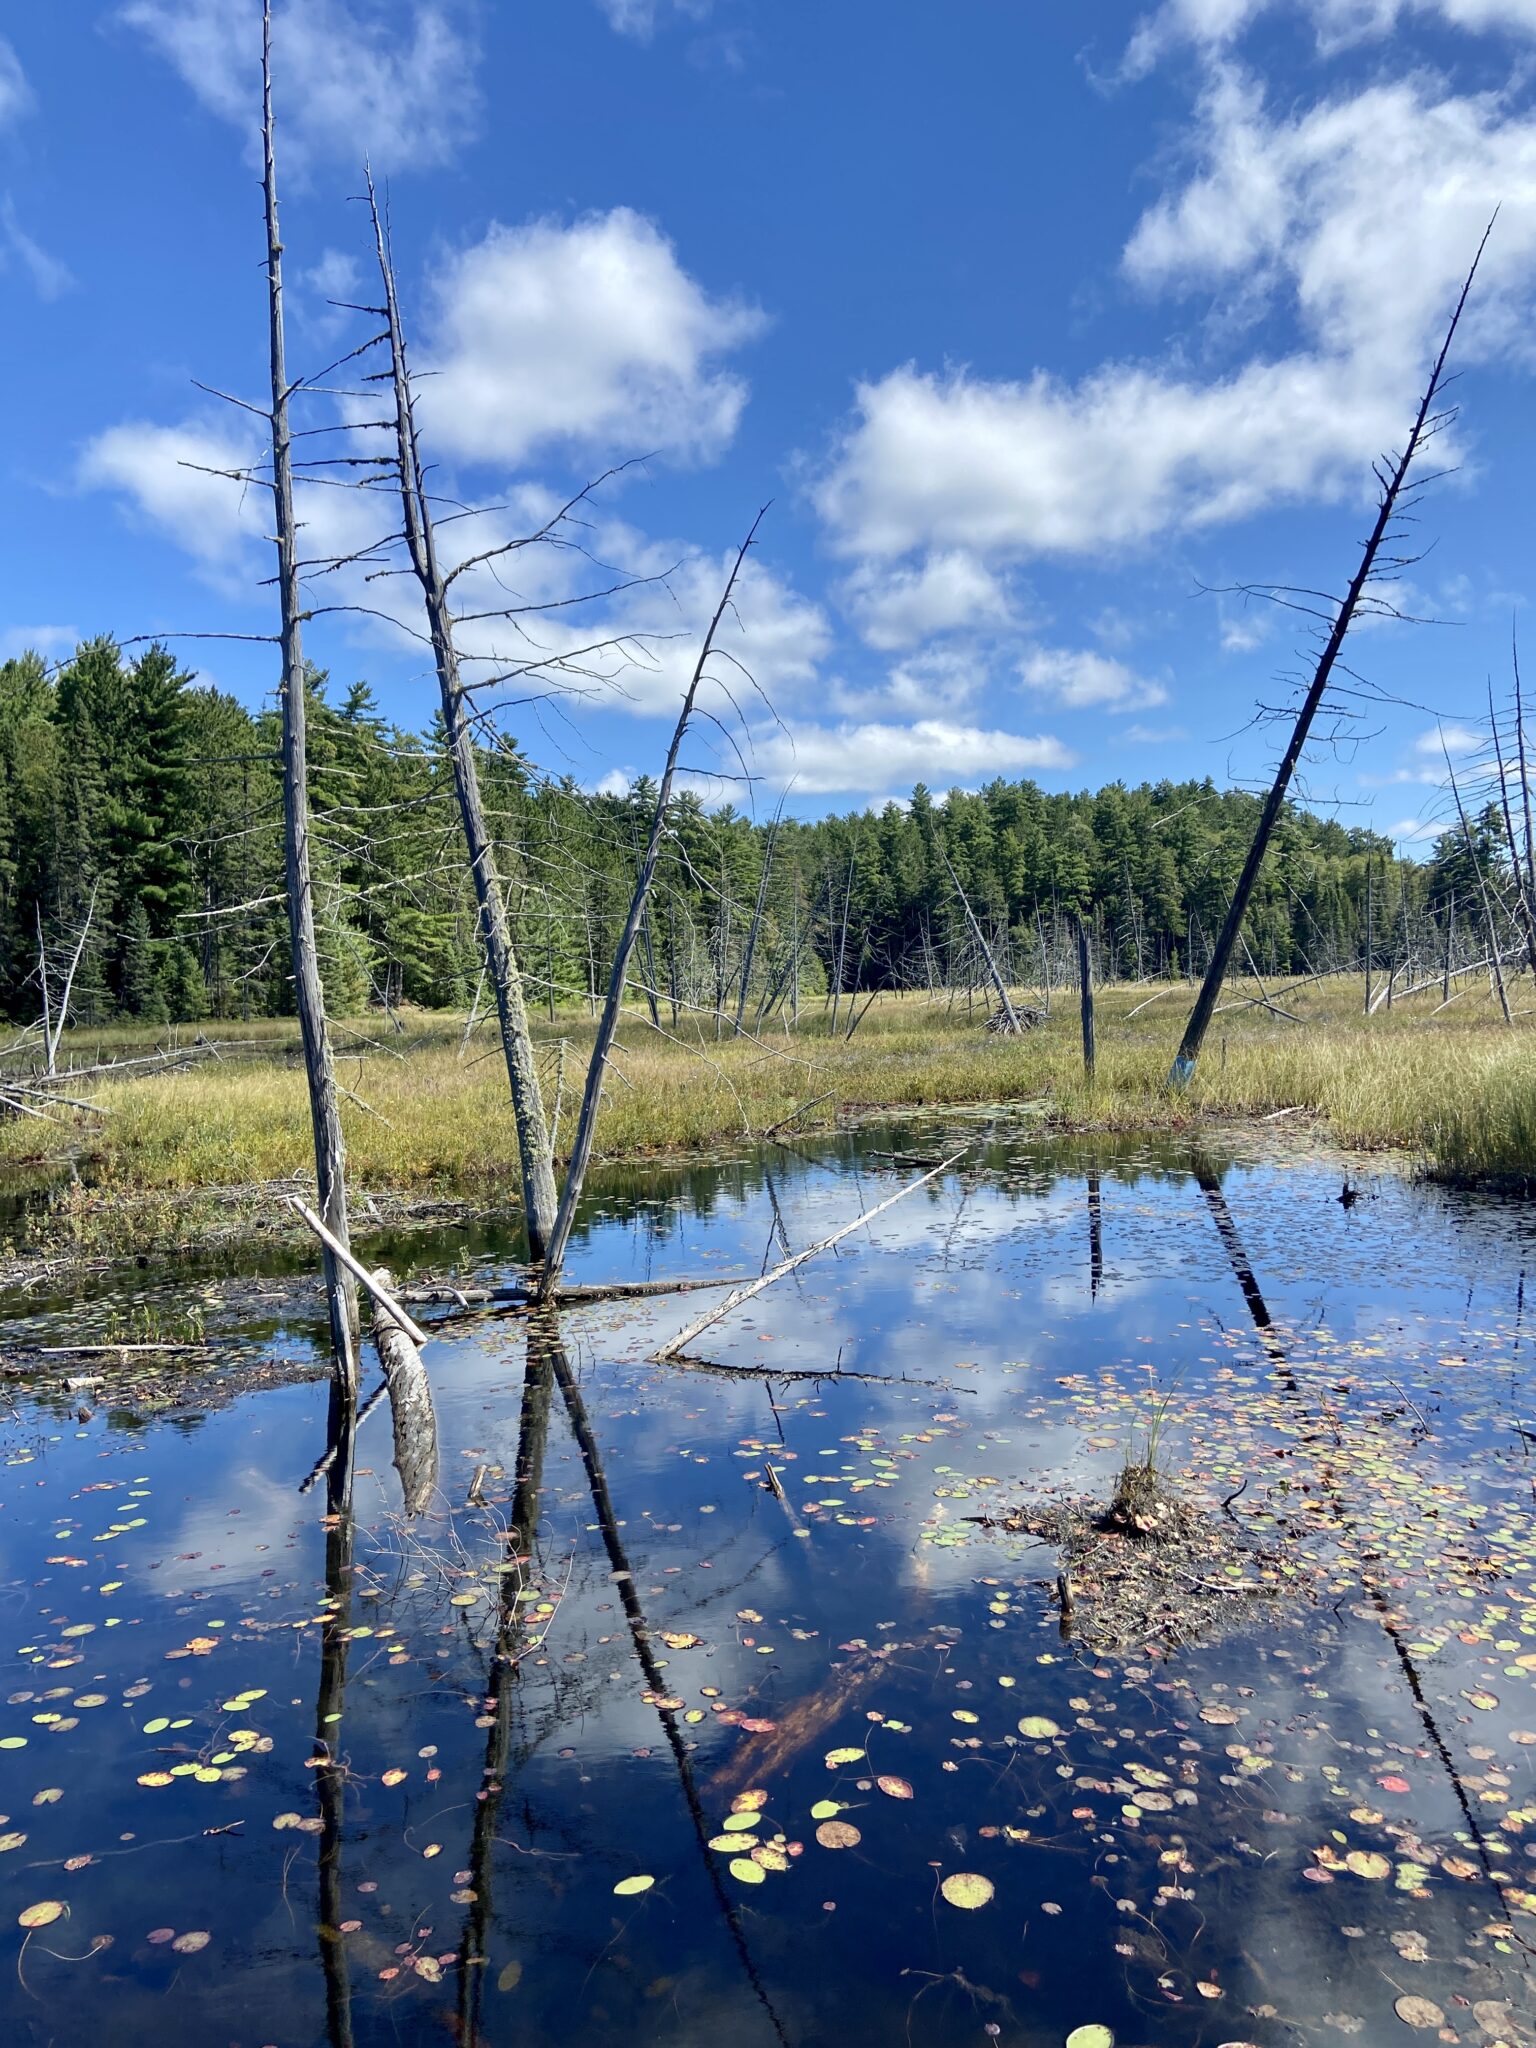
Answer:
[{"xmin": 3, "ymin": 978, "xmax": 1533, "ymax": 1232}]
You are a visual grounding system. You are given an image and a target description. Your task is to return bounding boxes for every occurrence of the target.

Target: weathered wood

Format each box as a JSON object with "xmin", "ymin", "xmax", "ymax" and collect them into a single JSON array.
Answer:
[
  {"xmin": 264, "ymin": 2, "xmax": 358, "ymax": 1393},
  {"xmin": 1444, "ymin": 737, "xmax": 1512, "ymax": 1025},
  {"xmin": 1073, "ymin": 912, "xmax": 1096, "ymax": 1081},
  {"xmin": 371, "ymin": 1268, "xmax": 438, "ymax": 1517},
  {"xmin": 367, "ymin": 176, "xmax": 558, "ymax": 1261},
  {"xmin": 1170, "ymin": 229, "xmax": 1491, "ymax": 1084},
  {"xmin": 939, "ymin": 843, "xmax": 1022, "ymax": 1033},
  {"xmin": 653, "ymin": 1143, "xmax": 974, "ymax": 1361},
  {"xmin": 537, "ymin": 512, "xmax": 770, "ymax": 1297},
  {"xmin": 286, "ymin": 1198, "xmax": 431, "ymax": 1347}
]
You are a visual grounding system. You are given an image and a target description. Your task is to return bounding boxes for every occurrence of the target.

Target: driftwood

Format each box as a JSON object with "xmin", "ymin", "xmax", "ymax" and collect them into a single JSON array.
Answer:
[
  {"xmin": 371, "ymin": 1267, "xmax": 438, "ymax": 1517},
  {"xmin": 653, "ymin": 1143, "xmax": 975, "ymax": 1361},
  {"xmin": 666, "ymin": 1356, "xmax": 977, "ymax": 1392},
  {"xmin": 286, "ymin": 1198, "xmax": 431, "ymax": 1348}
]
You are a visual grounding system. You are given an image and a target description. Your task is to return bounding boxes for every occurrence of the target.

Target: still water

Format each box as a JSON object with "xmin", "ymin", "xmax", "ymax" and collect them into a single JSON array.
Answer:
[{"xmin": 1, "ymin": 1122, "xmax": 1533, "ymax": 2047}]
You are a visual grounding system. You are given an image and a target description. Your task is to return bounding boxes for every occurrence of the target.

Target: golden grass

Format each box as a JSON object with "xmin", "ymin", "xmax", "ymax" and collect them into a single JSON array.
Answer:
[{"xmin": 3, "ymin": 979, "xmax": 1533, "ymax": 1220}]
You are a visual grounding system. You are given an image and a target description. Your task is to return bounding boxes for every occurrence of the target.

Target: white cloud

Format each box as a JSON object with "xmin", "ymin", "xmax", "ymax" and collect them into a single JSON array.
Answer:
[
  {"xmin": 0, "ymin": 38, "xmax": 31, "ymax": 129},
  {"xmin": 597, "ymin": 0, "xmax": 714, "ymax": 36},
  {"xmin": 421, "ymin": 209, "xmax": 764, "ymax": 468},
  {"xmin": 830, "ymin": 643, "xmax": 989, "ymax": 719},
  {"xmin": 570, "ymin": 537, "xmax": 831, "ymax": 720},
  {"xmin": 840, "ymin": 550, "xmax": 1016, "ymax": 651},
  {"xmin": 815, "ymin": 68, "xmax": 1536, "ymax": 572},
  {"xmin": 1125, "ymin": 0, "xmax": 1536, "ymax": 75},
  {"xmin": 745, "ymin": 720, "xmax": 1074, "ymax": 797},
  {"xmin": 1387, "ymin": 814, "xmax": 1441, "ymax": 839},
  {"xmin": 1415, "ymin": 721, "xmax": 1483, "ymax": 755},
  {"xmin": 0, "ymin": 626, "xmax": 79, "ymax": 662},
  {"xmin": 0, "ymin": 199, "xmax": 74, "ymax": 302},
  {"xmin": 120, "ymin": 0, "xmax": 480, "ymax": 170},
  {"xmin": 1019, "ymin": 645, "xmax": 1168, "ymax": 711},
  {"xmin": 80, "ymin": 419, "xmax": 269, "ymax": 572}
]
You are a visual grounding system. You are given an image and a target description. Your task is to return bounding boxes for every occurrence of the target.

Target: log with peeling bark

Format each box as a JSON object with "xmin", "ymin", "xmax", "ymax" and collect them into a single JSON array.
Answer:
[{"xmin": 371, "ymin": 1268, "xmax": 438, "ymax": 1517}]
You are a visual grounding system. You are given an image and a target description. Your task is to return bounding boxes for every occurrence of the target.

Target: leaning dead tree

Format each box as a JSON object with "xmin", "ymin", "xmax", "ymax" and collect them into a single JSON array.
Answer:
[
  {"xmin": 937, "ymin": 842, "xmax": 1025, "ymax": 1033},
  {"xmin": 1170, "ymin": 226, "xmax": 1492, "ymax": 1085},
  {"xmin": 365, "ymin": 177, "xmax": 560, "ymax": 1260},
  {"xmin": 263, "ymin": 1, "xmax": 358, "ymax": 1391},
  {"xmin": 535, "ymin": 512, "xmax": 769, "ymax": 1296}
]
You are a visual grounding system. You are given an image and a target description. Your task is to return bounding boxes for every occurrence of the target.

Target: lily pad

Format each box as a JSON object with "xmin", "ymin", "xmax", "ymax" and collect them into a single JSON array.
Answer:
[
  {"xmin": 613, "ymin": 1875, "xmax": 655, "ymax": 1896},
  {"xmin": 940, "ymin": 1872, "xmax": 994, "ymax": 1910}
]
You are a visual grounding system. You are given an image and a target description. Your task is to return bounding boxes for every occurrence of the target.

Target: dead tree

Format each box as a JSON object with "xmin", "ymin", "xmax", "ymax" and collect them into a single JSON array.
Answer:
[
  {"xmin": 536, "ymin": 512, "xmax": 769, "ymax": 1296},
  {"xmin": 938, "ymin": 842, "xmax": 1022, "ymax": 1032},
  {"xmin": 1444, "ymin": 736, "xmax": 1512, "ymax": 1025},
  {"xmin": 33, "ymin": 883, "xmax": 96, "ymax": 1077},
  {"xmin": 1170, "ymin": 228, "xmax": 1492, "ymax": 1084},
  {"xmin": 366, "ymin": 178, "xmax": 559, "ymax": 1258},
  {"xmin": 264, "ymin": 1, "xmax": 358, "ymax": 1393},
  {"xmin": 1073, "ymin": 910, "xmax": 1096, "ymax": 1080}
]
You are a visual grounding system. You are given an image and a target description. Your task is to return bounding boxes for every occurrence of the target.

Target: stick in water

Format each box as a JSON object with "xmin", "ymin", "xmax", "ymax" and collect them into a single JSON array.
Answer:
[
  {"xmin": 286, "ymin": 1198, "xmax": 432, "ymax": 1348},
  {"xmin": 652, "ymin": 1145, "xmax": 975, "ymax": 1361}
]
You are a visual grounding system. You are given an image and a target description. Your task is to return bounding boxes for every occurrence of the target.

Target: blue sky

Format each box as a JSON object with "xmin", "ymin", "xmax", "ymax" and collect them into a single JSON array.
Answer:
[{"xmin": 3, "ymin": 1, "xmax": 1535, "ymax": 841}]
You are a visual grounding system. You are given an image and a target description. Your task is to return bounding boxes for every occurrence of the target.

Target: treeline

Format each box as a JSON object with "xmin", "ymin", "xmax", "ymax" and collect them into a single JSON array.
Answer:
[{"xmin": 0, "ymin": 639, "xmax": 1509, "ymax": 1029}]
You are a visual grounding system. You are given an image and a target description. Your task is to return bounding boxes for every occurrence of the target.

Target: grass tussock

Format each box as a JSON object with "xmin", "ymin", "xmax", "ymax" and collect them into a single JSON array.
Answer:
[{"xmin": 2, "ymin": 978, "xmax": 1534, "ymax": 1215}]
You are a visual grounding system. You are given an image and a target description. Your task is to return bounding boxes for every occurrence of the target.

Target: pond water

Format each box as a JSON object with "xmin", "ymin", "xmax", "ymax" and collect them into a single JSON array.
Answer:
[{"xmin": 1, "ymin": 1121, "xmax": 1534, "ymax": 2048}]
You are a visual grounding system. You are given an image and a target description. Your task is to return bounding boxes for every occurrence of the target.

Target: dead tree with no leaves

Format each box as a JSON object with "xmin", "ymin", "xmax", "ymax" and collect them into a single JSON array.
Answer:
[
  {"xmin": 1170, "ymin": 227, "xmax": 1492, "ymax": 1085},
  {"xmin": 263, "ymin": 1, "xmax": 359, "ymax": 1393},
  {"xmin": 536, "ymin": 512, "xmax": 769, "ymax": 1297},
  {"xmin": 365, "ymin": 178, "xmax": 560, "ymax": 1259}
]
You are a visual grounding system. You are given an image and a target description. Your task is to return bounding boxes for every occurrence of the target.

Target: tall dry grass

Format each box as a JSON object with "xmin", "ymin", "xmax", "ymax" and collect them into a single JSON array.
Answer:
[{"xmin": 3, "ymin": 977, "xmax": 1533, "ymax": 1215}]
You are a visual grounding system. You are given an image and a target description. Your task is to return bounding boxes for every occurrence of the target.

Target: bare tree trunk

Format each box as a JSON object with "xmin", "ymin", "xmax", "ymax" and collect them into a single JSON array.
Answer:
[
  {"xmin": 1073, "ymin": 911, "xmax": 1096, "ymax": 1081},
  {"xmin": 734, "ymin": 805, "xmax": 782, "ymax": 1035},
  {"xmin": 1515, "ymin": 633, "xmax": 1536, "ymax": 919},
  {"xmin": 1443, "ymin": 889, "xmax": 1455, "ymax": 1002},
  {"xmin": 1490, "ymin": 680, "xmax": 1536, "ymax": 975},
  {"xmin": 367, "ymin": 178, "xmax": 558, "ymax": 1261},
  {"xmin": 1445, "ymin": 737, "xmax": 1512, "ymax": 1025},
  {"xmin": 939, "ymin": 844, "xmax": 1021, "ymax": 1031},
  {"xmin": 536, "ymin": 513, "xmax": 767, "ymax": 1295},
  {"xmin": 1364, "ymin": 857, "xmax": 1374, "ymax": 1015},
  {"xmin": 1170, "ymin": 231, "xmax": 1490, "ymax": 1083},
  {"xmin": 264, "ymin": 2, "xmax": 357, "ymax": 1394}
]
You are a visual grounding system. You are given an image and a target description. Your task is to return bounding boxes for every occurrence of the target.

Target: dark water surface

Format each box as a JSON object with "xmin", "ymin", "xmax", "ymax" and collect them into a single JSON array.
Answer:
[{"xmin": 2, "ymin": 1123, "xmax": 1534, "ymax": 2048}]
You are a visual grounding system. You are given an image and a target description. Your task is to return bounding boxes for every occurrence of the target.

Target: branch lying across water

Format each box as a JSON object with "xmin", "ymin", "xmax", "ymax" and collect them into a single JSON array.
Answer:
[
  {"xmin": 660, "ymin": 1355, "xmax": 976, "ymax": 1392},
  {"xmin": 652, "ymin": 1143, "xmax": 977, "ymax": 1362}
]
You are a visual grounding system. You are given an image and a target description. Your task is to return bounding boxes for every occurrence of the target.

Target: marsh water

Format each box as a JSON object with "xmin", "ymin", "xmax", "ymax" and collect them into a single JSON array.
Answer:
[{"xmin": 1, "ymin": 1120, "xmax": 1534, "ymax": 2048}]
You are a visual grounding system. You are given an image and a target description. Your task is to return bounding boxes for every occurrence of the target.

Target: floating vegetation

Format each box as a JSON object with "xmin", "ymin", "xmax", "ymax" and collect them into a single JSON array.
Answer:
[{"xmin": 1, "ymin": 1128, "xmax": 1534, "ymax": 2045}]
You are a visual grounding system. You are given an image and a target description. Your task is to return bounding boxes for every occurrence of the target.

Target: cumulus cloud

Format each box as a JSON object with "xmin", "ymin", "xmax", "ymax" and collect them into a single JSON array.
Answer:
[
  {"xmin": 746, "ymin": 719, "xmax": 1074, "ymax": 797},
  {"xmin": 120, "ymin": 0, "xmax": 481, "ymax": 170},
  {"xmin": 1124, "ymin": 0, "xmax": 1536, "ymax": 75},
  {"xmin": 840, "ymin": 550, "xmax": 1017, "ymax": 651},
  {"xmin": 1019, "ymin": 645, "xmax": 1168, "ymax": 711},
  {"xmin": 1415, "ymin": 721, "xmax": 1483, "ymax": 755},
  {"xmin": 421, "ymin": 209, "xmax": 764, "ymax": 468},
  {"xmin": 80, "ymin": 419, "xmax": 269, "ymax": 572},
  {"xmin": 815, "ymin": 67, "xmax": 1536, "ymax": 571},
  {"xmin": 1387, "ymin": 814, "xmax": 1442, "ymax": 839}
]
